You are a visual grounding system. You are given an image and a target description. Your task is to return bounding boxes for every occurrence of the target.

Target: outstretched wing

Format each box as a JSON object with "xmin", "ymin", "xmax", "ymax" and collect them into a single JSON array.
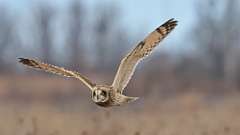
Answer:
[
  {"xmin": 112, "ymin": 18, "xmax": 178, "ymax": 93},
  {"xmin": 18, "ymin": 58, "xmax": 96, "ymax": 90}
]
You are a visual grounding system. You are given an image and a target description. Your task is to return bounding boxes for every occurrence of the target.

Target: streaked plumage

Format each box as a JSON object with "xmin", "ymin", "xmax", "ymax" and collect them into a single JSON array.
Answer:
[
  {"xmin": 112, "ymin": 18, "xmax": 177, "ymax": 93},
  {"xmin": 18, "ymin": 58, "xmax": 95, "ymax": 90},
  {"xmin": 18, "ymin": 18, "xmax": 178, "ymax": 107}
]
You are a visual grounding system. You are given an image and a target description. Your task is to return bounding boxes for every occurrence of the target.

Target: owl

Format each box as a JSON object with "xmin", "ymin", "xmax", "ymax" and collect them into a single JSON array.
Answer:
[{"xmin": 19, "ymin": 18, "xmax": 178, "ymax": 107}]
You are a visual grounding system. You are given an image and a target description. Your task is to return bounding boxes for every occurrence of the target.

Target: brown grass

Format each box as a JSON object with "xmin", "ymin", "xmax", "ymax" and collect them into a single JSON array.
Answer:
[
  {"xmin": 0, "ymin": 94, "xmax": 240, "ymax": 135},
  {"xmin": 0, "ymin": 76, "xmax": 240, "ymax": 135}
]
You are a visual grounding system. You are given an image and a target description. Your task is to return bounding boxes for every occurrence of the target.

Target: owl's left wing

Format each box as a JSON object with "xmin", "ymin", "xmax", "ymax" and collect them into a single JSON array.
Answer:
[{"xmin": 112, "ymin": 18, "xmax": 178, "ymax": 93}]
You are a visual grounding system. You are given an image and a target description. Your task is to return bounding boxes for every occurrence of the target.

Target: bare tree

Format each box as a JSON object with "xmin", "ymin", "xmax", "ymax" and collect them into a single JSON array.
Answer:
[
  {"xmin": 192, "ymin": 0, "xmax": 240, "ymax": 79},
  {"xmin": 94, "ymin": 6, "xmax": 127, "ymax": 72},
  {"xmin": 110, "ymin": 30, "xmax": 129, "ymax": 69},
  {"xmin": 34, "ymin": 3, "xmax": 55, "ymax": 63},
  {"xmin": 94, "ymin": 8, "xmax": 111, "ymax": 71},
  {"xmin": 66, "ymin": 0, "xmax": 86, "ymax": 70},
  {"xmin": 0, "ymin": 6, "xmax": 15, "ymax": 72}
]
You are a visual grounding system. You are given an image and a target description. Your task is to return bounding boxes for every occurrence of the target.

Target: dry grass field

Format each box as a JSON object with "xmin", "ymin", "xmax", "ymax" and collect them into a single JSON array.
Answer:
[
  {"xmin": 1, "ymin": 0, "xmax": 240, "ymax": 134},
  {"xmin": 0, "ymin": 76, "xmax": 240, "ymax": 135},
  {"xmin": 1, "ymin": 95, "xmax": 240, "ymax": 135}
]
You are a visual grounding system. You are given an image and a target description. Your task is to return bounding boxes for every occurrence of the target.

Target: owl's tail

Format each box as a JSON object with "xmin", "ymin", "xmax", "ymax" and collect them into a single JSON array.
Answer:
[{"xmin": 115, "ymin": 93, "xmax": 139, "ymax": 105}]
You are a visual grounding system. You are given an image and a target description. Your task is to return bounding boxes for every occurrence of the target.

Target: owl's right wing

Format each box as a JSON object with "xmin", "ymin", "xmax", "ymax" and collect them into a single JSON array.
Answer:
[
  {"xmin": 112, "ymin": 18, "xmax": 177, "ymax": 93},
  {"xmin": 18, "ymin": 58, "xmax": 96, "ymax": 91}
]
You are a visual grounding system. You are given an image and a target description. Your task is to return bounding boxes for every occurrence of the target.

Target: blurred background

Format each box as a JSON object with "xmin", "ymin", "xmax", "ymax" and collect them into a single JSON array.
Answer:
[{"xmin": 0, "ymin": 0, "xmax": 240, "ymax": 135}]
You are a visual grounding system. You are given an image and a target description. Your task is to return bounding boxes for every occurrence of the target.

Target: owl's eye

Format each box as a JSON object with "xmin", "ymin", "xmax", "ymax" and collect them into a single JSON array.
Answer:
[
  {"xmin": 101, "ymin": 91, "xmax": 107, "ymax": 96},
  {"xmin": 93, "ymin": 91, "xmax": 96, "ymax": 97}
]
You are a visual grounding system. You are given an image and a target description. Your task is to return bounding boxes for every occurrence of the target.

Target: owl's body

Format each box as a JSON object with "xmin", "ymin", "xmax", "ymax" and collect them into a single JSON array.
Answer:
[
  {"xmin": 90, "ymin": 85, "xmax": 138, "ymax": 107},
  {"xmin": 18, "ymin": 18, "xmax": 177, "ymax": 107}
]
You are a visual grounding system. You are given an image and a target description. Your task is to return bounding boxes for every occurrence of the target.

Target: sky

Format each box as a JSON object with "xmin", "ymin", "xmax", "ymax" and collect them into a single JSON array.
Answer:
[{"xmin": 0, "ymin": 0, "xmax": 196, "ymax": 51}]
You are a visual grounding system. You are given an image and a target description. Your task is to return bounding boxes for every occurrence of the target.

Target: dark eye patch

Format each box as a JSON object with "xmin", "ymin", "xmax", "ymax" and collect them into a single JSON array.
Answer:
[
  {"xmin": 93, "ymin": 91, "xmax": 96, "ymax": 96},
  {"xmin": 101, "ymin": 91, "xmax": 107, "ymax": 96}
]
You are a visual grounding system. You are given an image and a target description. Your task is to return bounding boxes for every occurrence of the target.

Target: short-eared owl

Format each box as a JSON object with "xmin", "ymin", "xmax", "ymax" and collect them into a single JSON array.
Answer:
[{"xmin": 19, "ymin": 18, "xmax": 178, "ymax": 107}]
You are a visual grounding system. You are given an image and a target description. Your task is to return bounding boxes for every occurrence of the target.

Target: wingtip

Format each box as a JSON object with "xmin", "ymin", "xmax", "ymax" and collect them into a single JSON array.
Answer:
[
  {"xmin": 169, "ymin": 18, "xmax": 175, "ymax": 21},
  {"xmin": 18, "ymin": 57, "xmax": 24, "ymax": 62},
  {"xmin": 167, "ymin": 18, "xmax": 178, "ymax": 24},
  {"xmin": 18, "ymin": 58, "xmax": 31, "ymax": 65},
  {"xmin": 169, "ymin": 18, "xmax": 178, "ymax": 21},
  {"xmin": 160, "ymin": 18, "xmax": 178, "ymax": 30}
]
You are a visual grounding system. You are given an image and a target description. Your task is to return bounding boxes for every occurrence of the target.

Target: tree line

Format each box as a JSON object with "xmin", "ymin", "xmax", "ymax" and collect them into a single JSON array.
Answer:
[{"xmin": 0, "ymin": 0, "xmax": 240, "ymax": 93}]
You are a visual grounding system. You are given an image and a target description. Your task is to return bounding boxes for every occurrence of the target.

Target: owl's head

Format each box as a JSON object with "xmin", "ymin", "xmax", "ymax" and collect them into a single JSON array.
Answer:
[{"xmin": 91, "ymin": 87, "xmax": 109, "ymax": 103}]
